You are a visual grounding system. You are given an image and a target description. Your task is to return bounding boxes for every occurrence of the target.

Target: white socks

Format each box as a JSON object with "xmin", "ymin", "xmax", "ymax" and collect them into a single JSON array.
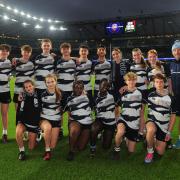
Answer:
[
  {"xmin": 3, "ymin": 129, "xmax": 7, "ymax": 135},
  {"xmin": 147, "ymin": 147, "xmax": 154, "ymax": 154},
  {"xmin": 19, "ymin": 146, "xmax": 25, "ymax": 152}
]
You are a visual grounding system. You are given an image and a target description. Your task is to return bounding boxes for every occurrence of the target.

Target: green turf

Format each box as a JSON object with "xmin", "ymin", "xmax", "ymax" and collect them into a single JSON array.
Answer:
[{"xmin": 0, "ymin": 78, "xmax": 180, "ymax": 180}]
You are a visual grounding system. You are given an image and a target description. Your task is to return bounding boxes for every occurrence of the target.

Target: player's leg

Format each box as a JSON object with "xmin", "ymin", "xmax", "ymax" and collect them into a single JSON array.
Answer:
[
  {"xmin": 90, "ymin": 120, "xmax": 103, "ymax": 156},
  {"xmin": 40, "ymin": 120, "xmax": 52, "ymax": 160},
  {"xmin": 67, "ymin": 121, "xmax": 81, "ymax": 161},
  {"xmin": 1, "ymin": 103, "xmax": 9, "ymax": 143},
  {"xmin": 144, "ymin": 121, "xmax": 157, "ymax": 163},
  {"xmin": 113, "ymin": 122, "xmax": 126, "ymax": 159},
  {"xmin": 16, "ymin": 123, "xmax": 26, "ymax": 160}
]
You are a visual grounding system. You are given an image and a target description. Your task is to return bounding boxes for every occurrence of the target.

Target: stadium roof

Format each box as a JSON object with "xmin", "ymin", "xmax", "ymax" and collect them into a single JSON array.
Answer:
[{"xmin": 4, "ymin": 0, "xmax": 180, "ymax": 22}]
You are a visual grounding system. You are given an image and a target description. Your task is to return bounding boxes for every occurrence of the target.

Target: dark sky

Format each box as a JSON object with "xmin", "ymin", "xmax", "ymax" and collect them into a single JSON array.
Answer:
[{"xmin": 3, "ymin": 0, "xmax": 180, "ymax": 21}]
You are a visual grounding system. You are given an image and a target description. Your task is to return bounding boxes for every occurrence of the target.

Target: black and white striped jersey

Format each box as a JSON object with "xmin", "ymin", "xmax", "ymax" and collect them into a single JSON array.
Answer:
[
  {"xmin": 55, "ymin": 58, "xmax": 76, "ymax": 92},
  {"xmin": 33, "ymin": 54, "xmax": 55, "ymax": 90},
  {"xmin": 117, "ymin": 89, "xmax": 145, "ymax": 130},
  {"xmin": 0, "ymin": 59, "xmax": 12, "ymax": 93},
  {"xmin": 147, "ymin": 90, "xmax": 176, "ymax": 133},
  {"xmin": 95, "ymin": 92, "xmax": 116, "ymax": 126},
  {"xmin": 14, "ymin": 59, "xmax": 34, "ymax": 94},
  {"xmin": 76, "ymin": 60, "xmax": 92, "ymax": 91},
  {"xmin": 65, "ymin": 94, "xmax": 92, "ymax": 125},
  {"xmin": 130, "ymin": 62, "xmax": 148, "ymax": 91},
  {"xmin": 93, "ymin": 60, "xmax": 111, "ymax": 91},
  {"xmin": 41, "ymin": 90, "xmax": 61, "ymax": 122}
]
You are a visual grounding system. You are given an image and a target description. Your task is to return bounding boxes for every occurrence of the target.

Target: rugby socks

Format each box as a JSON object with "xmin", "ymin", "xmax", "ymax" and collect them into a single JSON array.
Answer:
[
  {"xmin": 3, "ymin": 129, "xmax": 7, "ymax": 135},
  {"xmin": 19, "ymin": 146, "xmax": 25, "ymax": 152},
  {"xmin": 147, "ymin": 147, "xmax": 154, "ymax": 154},
  {"xmin": 45, "ymin": 147, "xmax": 51, "ymax": 152},
  {"xmin": 114, "ymin": 146, "xmax": 120, "ymax": 152}
]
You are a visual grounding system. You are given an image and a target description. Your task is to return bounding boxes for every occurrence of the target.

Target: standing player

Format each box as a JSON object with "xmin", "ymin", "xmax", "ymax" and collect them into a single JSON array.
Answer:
[
  {"xmin": 76, "ymin": 44, "xmax": 93, "ymax": 107},
  {"xmin": 90, "ymin": 79, "xmax": 116, "ymax": 157},
  {"xmin": 144, "ymin": 73, "xmax": 176, "ymax": 163},
  {"xmin": 169, "ymin": 40, "xmax": 180, "ymax": 148},
  {"xmin": 55, "ymin": 42, "xmax": 76, "ymax": 136},
  {"xmin": 33, "ymin": 39, "xmax": 55, "ymax": 97},
  {"xmin": 93, "ymin": 45, "xmax": 111, "ymax": 103},
  {"xmin": 13, "ymin": 45, "xmax": 34, "ymax": 110},
  {"xmin": 16, "ymin": 80, "xmax": 41, "ymax": 160},
  {"xmin": 146, "ymin": 49, "xmax": 171, "ymax": 91},
  {"xmin": 130, "ymin": 48, "xmax": 148, "ymax": 92},
  {"xmin": 0, "ymin": 44, "xmax": 12, "ymax": 143},
  {"xmin": 40, "ymin": 74, "xmax": 62, "ymax": 160},
  {"xmin": 65, "ymin": 80, "xmax": 92, "ymax": 161},
  {"xmin": 111, "ymin": 48, "xmax": 130, "ymax": 100},
  {"xmin": 113, "ymin": 72, "xmax": 145, "ymax": 159}
]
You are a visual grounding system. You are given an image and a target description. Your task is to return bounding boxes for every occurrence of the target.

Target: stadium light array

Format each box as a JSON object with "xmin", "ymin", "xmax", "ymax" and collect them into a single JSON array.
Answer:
[
  {"xmin": 0, "ymin": 2, "xmax": 63, "ymax": 24},
  {"xmin": 35, "ymin": 24, "xmax": 42, "ymax": 29}
]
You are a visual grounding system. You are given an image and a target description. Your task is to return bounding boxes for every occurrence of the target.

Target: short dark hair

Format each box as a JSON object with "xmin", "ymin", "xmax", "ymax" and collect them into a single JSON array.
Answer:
[
  {"xmin": 21, "ymin": 45, "xmax": 32, "ymax": 53},
  {"xmin": 153, "ymin": 73, "xmax": 166, "ymax": 82},
  {"xmin": 97, "ymin": 44, "xmax": 106, "ymax": 49},
  {"xmin": 0, "ymin": 44, "xmax": 11, "ymax": 52},
  {"xmin": 60, "ymin": 42, "xmax": 71, "ymax": 49},
  {"xmin": 79, "ymin": 44, "xmax": 89, "ymax": 50}
]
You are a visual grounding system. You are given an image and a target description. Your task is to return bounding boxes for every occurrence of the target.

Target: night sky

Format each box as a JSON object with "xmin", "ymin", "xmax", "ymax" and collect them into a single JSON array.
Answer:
[{"xmin": 2, "ymin": 0, "xmax": 180, "ymax": 21}]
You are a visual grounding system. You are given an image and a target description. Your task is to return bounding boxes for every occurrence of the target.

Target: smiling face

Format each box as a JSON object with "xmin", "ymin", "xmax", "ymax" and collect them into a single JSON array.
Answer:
[
  {"xmin": 21, "ymin": 50, "xmax": 31, "ymax": 60},
  {"xmin": 97, "ymin": 47, "xmax": 106, "ymax": 59},
  {"xmin": 112, "ymin": 50, "xmax": 122, "ymax": 61},
  {"xmin": 45, "ymin": 77, "xmax": 57, "ymax": 90},
  {"xmin": 0, "ymin": 49, "xmax": 9, "ymax": 59},
  {"xmin": 61, "ymin": 47, "xmax": 71, "ymax": 57},
  {"xmin": 132, "ymin": 51, "xmax": 142, "ymax": 63},
  {"xmin": 41, "ymin": 42, "xmax": 52, "ymax": 54},
  {"xmin": 79, "ymin": 48, "xmax": 89, "ymax": 59},
  {"xmin": 24, "ymin": 82, "xmax": 34, "ymax": 94},
  {"xmin": 148, "ymin": 52, "xmax": 157, "ymax": 66},
  {"xmin": 172, "ymin": 48, "xmax": 180, "ymax": 61},
  {"xmin": 154, "ymin": 78, "xmax": 164, "ymax": 91},
  {"xmin": 125, "ymin": 78, "xmax": 137, "ymax": 90},
  {"xmin": 73, "ymin": 82, "xmax": 84, "ymax": 96}
]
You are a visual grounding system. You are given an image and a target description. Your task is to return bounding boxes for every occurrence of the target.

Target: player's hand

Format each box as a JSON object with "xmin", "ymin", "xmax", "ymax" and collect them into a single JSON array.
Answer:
[
  {"xmin": 119, "ymin": 86, "xmax": 127, "ymax": 95},
  {"xmin": 11, "ymin": 58, "xmax": 17, "ymax": 66},
  {"xmin": 165, "ymin": 133, "xmax": 171, "ymax": 142},
  {"xmin": 18, "ymin": 93, "xmax": 23, "ymax": 101}
]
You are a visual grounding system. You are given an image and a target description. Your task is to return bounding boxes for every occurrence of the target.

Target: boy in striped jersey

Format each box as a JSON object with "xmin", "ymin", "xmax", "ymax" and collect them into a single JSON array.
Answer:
[
  {"xmin": 93, "ymin": 45, "xmax": 111, "ymax": 104},
  {"xmin": 33, "ymin": 39, "xmax": 55, "ymax": 98},
  {"xmin": 144, "ymin": 73, "xmax": 176, "ymax": 163},
  {"xmin": 76, "ymin": 44, "xmax": 93, "ymax": 107},
  {"xmin": 90, "ymin": 79, "xmax": 116, "ymax": 157},
  {"xmin": 0, "ymin": 44, "xmax": 12, "ymax": 143},
  {"xmin": 113, "ymin": 72, "xmax": 145, "ymax": 160},
  {"xmin": 65, "ymin": 80, "xmax": 92, "ymax": 161},
  {"xmin": 55, "ymin": 42, "xmax": 76, "ymax": 136},
  {"xmin": 13, "ymin": 45, "xmax": 34, "ymax": 110}
]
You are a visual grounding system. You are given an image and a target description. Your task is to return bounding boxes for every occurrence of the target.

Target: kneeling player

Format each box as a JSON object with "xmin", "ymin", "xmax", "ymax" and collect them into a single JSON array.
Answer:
[
  {"xmin": 16, "ymin": 80, "xmax": 41, "ymax": 160},
  {"xmin": 40, "ymin": 74, "xmax": 62, "ymax": 161},
  {"xmin": 113, "ymin": 72, "xmax": 145, "ymax": 159},
  {"xmin": 144, "ymin": 73, "xmax": 176, "ymax": 163},
  {"xmin": 90, "ymin": 79, "xmax": 116, "ymax": 157},
  {"xmin": 65, "ymin": 80, "xmax": 92, "ymax": 161}
]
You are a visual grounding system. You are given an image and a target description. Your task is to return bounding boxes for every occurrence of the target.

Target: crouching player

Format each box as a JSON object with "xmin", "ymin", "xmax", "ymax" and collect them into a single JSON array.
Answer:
[
  {"xmin": 16, "ymin": 80, "xmax": 41, "ymax": 160},
  {"xmin": 65, "ymin": 80, "xmax": 92, "ymax": 161},
  {"xmin": 113, "ymin": 72, "xmax": 145, "ymax": 159},
  {"xmin": 90, "ymin": 78, "xmax": 116, "ymax": 157},
  {"xmin": 144, "ymin": 73, "xmax": 176, "ymax": 163}
]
